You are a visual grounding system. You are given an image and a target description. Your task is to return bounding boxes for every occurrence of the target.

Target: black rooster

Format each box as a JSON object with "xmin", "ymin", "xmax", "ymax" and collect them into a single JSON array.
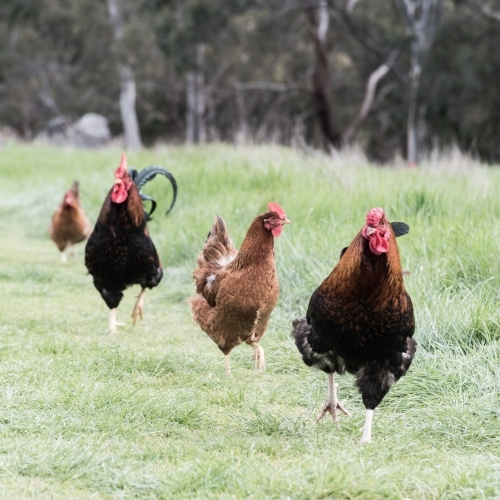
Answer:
[
  {"xmin": 85, "ymin": 153, "xmax": 177, "ymax": 333},
  {"xmin": 292, "ymin": 209, "xmax": 415, "ymax": 444}
]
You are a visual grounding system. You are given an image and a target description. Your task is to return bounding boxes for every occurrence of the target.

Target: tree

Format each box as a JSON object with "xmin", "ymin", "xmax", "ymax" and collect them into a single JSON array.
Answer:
[
  {"xmin": 393, "ymin": 0, "xmax": 448, "ymax": 165},
  {"xmin": 106, "ymin": 0, "xmax": 142, "ymax": 150}
]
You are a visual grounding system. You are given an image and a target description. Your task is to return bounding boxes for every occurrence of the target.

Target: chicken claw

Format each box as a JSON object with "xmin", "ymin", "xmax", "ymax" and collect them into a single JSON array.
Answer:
[
  {"xmin": 316, "ymin": 374, "xmax": 351, "ymax": 427},
  {"xmin": 131, "ymin": 288, "xmax": 146, "ymax": 325}
]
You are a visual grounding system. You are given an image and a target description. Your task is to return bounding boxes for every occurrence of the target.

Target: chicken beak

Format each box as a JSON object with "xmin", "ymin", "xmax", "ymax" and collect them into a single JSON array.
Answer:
[
  {"xmin": 366, "ymin": 226, "xmax": 376, "ymax": 236},
  {"xmin": 114, "ymin": 178, "xmax": 123, "ymax": 185},
  {"xmin": 282, "ymin": 218, "xmax": 291, "ymax": 225}
]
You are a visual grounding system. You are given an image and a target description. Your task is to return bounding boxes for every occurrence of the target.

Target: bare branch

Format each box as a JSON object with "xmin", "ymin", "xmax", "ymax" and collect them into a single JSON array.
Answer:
[
  {"xmin": 260, "ymin": 0, "xmax": 317, "ymax": 28},
  {"xmin": 471, "ymin": 0, "xmax": 500, "ymax": 22},
  {"xmin": 317, "ymin": 0, "xmax": 329, "ymax": 42},
  {"xmin": 345, "ymin": 0, "xmax": 360, "ymax": 14},
  {"xmin": 206, "ymin": 60, "xmax": 231, "ymax": 95},
  {"xmin": 331, "ymin": 2, "xmax": 409, "ymax": 86},
  {"xmin": 342, "ymin": 54, "xmax": 397, "ymax": 143},
  {"xmin": 106, "ymin": 0, "xmax": 124, "ymax": 41},
  {"xmin": 393, "ymin": 0, "xmax": 417, "ymax": 30}
]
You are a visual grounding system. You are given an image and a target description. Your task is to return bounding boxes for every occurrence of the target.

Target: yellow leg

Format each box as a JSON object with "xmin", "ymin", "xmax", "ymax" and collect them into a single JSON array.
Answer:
[
  {"xmin": 316, "ymin": 373, "xmax": 352, "ymax": 426},
  {"xmin": 249, "ymin": 342, "xmax": 265, "ymax": 372},
  {"xmin": 109, "ymin": 308, "xmax": 125, "ymax": 334},
  {"xmin": 359, "ymin": 409, "xmax": 374, "ymax": 444},
  {"xmin": 131, "ymin": 288, "xmax": 146, "ymax": 325},
  {"xmin": 224, "ymin": 354, "xmax": 232, "ymax": 376}
]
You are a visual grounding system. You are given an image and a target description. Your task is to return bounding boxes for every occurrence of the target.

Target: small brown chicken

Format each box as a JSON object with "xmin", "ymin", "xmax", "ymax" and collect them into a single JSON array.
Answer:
[
  {"xmin": 49, "ymin": 181, "xmax": 91, "ymax": 263},
  {"xmin": 189, "ymin": 203, "xmax": 290, "ymax": 374},
  {"xmin": 292, "ymin": 208, "xmax": 416, "ymax": 444}
]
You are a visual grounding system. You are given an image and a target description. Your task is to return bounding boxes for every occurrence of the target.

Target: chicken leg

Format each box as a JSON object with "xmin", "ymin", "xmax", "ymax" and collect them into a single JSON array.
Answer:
[
  {"xmin": 109, "ymin": 308, "xmax": 125, "ymax": 334},
  {"xmin": 316, "ymin": 373, "xmax": 351, "ymax": 426},
  {"xmin": 359, "ymin": 409, "xmax": 374, "ymax": 444},
  {"xmin": 224, "ymin": 354, "xmax": 232, "ymax": 376},
  {"xmin": 131, "ymin": 288, "xmax": 146, "ymax": 325},
  {"xmin": 249, "ymin": 342, "xmax": 265, "ymax": 372}
]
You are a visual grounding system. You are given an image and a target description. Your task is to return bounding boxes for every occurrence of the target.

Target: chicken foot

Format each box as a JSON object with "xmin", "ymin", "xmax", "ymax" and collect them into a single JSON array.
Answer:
[
  {"xmin": 131, "ymin": 288, "xmax": 146, "ymax": 325},
  {"xmin": 316, "ymin": 373, "xmax": 351, "ymax": 426},
  {"xmin": 249, "ymin": 342, "xmax": 265, "ymax": 372},
  {"xmin": 109, "ymin": 308, "xmax": 125, "ymax": 334}
]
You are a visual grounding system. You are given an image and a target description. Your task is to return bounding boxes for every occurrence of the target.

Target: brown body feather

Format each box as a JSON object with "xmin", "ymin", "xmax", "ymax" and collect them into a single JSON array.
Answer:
[{"xmin": 190, "ymin": 213, "xmax": 280, "ymax": 355}]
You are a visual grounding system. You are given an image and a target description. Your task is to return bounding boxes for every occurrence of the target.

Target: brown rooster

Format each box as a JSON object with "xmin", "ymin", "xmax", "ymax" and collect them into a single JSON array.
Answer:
[
  {"xmin": 49, "ymin": 181, "xmax": 91, "ymax": 263},
  {"xmin": 292, "ymin": 208, "xmax": 416, "ymax": 443},
  {"xmin": 189, "ymin": 202, "xmax": 290, "ymax": 374},
  {"xmin": 85, "ymin": 153, "xmax": 177, "ymax": 333}
]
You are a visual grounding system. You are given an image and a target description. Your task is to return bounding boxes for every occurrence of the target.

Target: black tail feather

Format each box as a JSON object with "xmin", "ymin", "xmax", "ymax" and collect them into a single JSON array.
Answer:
[
  {"xmin": 129, "ymin": 165, "xmax": 178, "ymax": 218},
  {"xmin": 292, "ymin": 318, "xmax": 342, "ymax": 374}
]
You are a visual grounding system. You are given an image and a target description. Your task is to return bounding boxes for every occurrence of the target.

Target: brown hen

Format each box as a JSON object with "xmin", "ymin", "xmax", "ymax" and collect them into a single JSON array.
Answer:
[
  {"xmin": 49, "ymin": 181, "xmax": 91, "ymax": 263},
  {"xmin": 190, "ymin": 202, "xmax": 290, "ymax": 374}
]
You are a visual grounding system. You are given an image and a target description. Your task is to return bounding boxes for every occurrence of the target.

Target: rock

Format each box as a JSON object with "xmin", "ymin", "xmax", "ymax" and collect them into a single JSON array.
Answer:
[{"xmin": 67, "ymin": 113, "xmax": 111, "ymax": 148}]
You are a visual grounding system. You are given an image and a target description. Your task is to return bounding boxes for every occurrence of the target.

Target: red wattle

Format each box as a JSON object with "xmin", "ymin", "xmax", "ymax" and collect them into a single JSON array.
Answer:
[
  {"xmin": 271, "ymin": 225, "xmax": 283, "ymax": 238},
  {"xmin": 369, "ymin": 232, "xmax": 389, "ymax": 255},
  {"xmin": 112, "ymin": 184, "xmax": 128, "ymax": 204}
]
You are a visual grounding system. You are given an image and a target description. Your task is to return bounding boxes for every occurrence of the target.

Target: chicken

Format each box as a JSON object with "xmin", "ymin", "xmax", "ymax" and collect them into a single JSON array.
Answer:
[
  {"xmin": 189, "ymin": 203, "xmax": 290, "ymax": 374},
  {"xmin": 292, "ymin": 208, "xmax": 416, "ymax": 444},
  {"xmin": 49, "ymin": 181, "xmax": 91, "ymax": 263},
  {"xmin": 85, "ymin": 153, "xmax": 177, "ymax": 333}
]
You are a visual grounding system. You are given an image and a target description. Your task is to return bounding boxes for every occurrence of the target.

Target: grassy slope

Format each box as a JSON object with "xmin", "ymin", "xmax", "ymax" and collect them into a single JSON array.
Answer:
[{"xmin": 0, "ymin": 144, "xmax": 499, "ymax": 499}]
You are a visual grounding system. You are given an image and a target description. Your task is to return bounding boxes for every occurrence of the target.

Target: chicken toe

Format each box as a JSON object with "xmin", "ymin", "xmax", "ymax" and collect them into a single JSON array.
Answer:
[{"xmin": 316, "ymin": 373, "xmax": 351, "ymax": 426}]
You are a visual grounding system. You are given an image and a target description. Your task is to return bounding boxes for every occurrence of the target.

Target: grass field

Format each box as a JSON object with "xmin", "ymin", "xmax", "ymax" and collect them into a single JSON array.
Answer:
[{"xmin": 0, "ymin": 143, "xmax": 499, "ymax": 499}]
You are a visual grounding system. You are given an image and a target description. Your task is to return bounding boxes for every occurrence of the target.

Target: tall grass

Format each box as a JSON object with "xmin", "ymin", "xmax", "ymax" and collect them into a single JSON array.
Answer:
[{"xmin": 0, "ymin": 143, "xmax": 499, "ymax": 499}]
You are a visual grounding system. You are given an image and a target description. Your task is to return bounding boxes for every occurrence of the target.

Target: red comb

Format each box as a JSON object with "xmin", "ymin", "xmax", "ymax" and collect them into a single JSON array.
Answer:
[
  {"xmin": 268, "ymin": 202, "xmax": 286, "ymax": 218},
  {"xmin": 366, "ymin": 207, "xmax": 385, "ymax": 226},
  {"xmin": 115, "ymin": 152, "xmax": 128, "ymax": 178}
]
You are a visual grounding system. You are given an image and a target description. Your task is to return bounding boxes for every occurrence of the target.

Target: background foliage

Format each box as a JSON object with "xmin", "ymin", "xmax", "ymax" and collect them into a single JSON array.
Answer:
[{"xmin": 1, "ymin": 0, "xmax": 500, "ymax": 161}]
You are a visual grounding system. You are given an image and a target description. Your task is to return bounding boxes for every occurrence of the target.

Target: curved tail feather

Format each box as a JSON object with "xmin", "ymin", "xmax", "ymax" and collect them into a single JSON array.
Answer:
[{"xmin": 129, "ymin": 165, "xmax": 178, "ymax": 218}]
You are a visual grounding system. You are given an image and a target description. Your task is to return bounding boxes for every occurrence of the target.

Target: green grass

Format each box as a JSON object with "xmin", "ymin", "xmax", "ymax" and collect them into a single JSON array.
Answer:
[{"xmin": 0, "ymin": 143, "xmax": 499, "ymax": 499}]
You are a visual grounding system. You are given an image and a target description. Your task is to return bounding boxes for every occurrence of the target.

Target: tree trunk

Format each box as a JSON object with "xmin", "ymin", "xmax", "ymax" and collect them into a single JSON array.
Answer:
[
  {"xmin": 106, "ymin": 0, "xmax": 142, "ymax": 150},
  {"xmin": 185, "ymin": 45, "xmax": 207, "ymax": 144},
  {"xmin": 306, "ymin": 0, "xmax": 342, "ymax": 150},
  {"xmin": 342, "ymin": 60, "xmax": 392, "ymax": 143},
  {"xmin": 394, "ymin": 0, "xmax": 447, "ymax": 166},
  {"xmin": 406, "ymin": 44, "xmax": 421, "ymax": 166},
  {"xmin": 119, "ymin": 65, "xmax": 142, "ymax": 150},
  {"xmin": 186, "ymin": 71, "xmax": 206, "ymax": 144},
  {"xmin": 234, "ymin": 83, "xmax": 249, "ymax": 144}
]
